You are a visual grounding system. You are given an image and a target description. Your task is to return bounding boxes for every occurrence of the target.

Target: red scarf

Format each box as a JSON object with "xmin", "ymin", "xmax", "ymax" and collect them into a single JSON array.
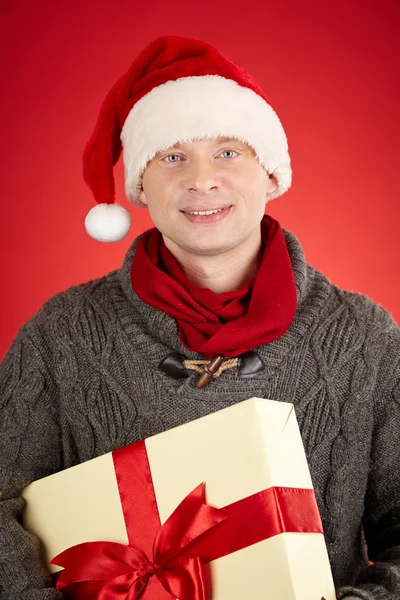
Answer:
[{"xmin": 130, "ymin": 216, "xmax": 297, "ymax": 358}]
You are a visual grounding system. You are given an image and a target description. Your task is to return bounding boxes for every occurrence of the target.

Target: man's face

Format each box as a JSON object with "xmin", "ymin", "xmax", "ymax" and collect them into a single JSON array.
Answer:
[{"xmin": 138, "ymin": 137, "xmax": 277, "ymax": 257}]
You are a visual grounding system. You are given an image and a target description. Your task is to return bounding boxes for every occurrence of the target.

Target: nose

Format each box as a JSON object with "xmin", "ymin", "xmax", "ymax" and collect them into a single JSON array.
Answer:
[{"xmin": 185, "ymin": 156, "xmax": 220, "ymax": 195}]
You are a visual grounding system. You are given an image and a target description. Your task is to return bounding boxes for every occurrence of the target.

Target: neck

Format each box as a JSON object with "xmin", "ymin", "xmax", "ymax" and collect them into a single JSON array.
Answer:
[{"xmin": 163, "ymin": 231, "xmax": 262, "ymax": 293}]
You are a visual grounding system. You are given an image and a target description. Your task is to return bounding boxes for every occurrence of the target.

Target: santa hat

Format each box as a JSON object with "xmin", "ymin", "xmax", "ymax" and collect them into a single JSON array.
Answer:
[{"xmin": 83, "ymin": 35, "xmax": 291, "ymax": 242}]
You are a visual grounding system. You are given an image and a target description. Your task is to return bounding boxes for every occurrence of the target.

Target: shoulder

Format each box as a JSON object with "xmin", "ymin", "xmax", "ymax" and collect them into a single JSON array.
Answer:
[
  {"xmin": 311, "ymin": 259, "xmax": 398, "ymax": 337},
  {"xmin": 20, "ymin": 233, "xmax": 145, "ymax": 340},
  {"xmin": 312, "ymin": 262, "xmax": 396, "ymax": 329},
  {"xmin": 302, "ymin": 262, "xmax": 399, "ymax": 376},
  {"xmin": 283, "ymin": 228, "xmax": 397, "ymax": 337},
  {"xmin": 340, "ymin": 287, "xmax": 398, "ymax": 335},
  {"xmin": 40, "ymin": 271, "xmax": 116, "ymax": 316},
  {"xmin": 298, "ymin": 266, "xmax": 400, "ymax": 412},
  {"xmin": 9, "ymin": 267, "xmax": 126, "ymax": 356}
]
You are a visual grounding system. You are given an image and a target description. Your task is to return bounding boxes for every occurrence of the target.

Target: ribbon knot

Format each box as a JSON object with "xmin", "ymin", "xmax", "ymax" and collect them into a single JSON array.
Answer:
[
  {"xmin": 135, "ymin": 559, "xmax": 156, "ymax": 580},
  {"xmin": 134, "ymin": 548, "xmax": 158, "ymax": 579}
]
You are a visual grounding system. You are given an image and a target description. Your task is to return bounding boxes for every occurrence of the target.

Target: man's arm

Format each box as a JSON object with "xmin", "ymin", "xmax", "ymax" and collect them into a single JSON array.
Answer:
[
  {"xmin": 337, "ymin": 319, "xmax": 400, "ymax": 599},
  {"xmin": 0, "ymin": 325, "xmax": 63, "ymax": 599}
]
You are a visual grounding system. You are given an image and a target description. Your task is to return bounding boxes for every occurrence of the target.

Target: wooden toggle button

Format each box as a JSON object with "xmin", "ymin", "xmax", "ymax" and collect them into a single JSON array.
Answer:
[{"xmin": 196, "ymin": 356, "xmax": 224, "ymax": 389}]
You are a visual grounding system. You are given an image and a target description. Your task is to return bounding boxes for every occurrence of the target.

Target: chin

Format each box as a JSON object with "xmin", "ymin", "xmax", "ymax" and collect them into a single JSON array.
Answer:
[{"xmin": 185, "ymin": 242, "xmax": 230, "ymax": 256}]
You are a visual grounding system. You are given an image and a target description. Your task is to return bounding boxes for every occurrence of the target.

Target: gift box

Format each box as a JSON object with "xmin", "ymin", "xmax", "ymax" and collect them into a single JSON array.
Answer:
[{"xmin": 22, "ymin": 397, "xmax": 336, "ymax": 599}]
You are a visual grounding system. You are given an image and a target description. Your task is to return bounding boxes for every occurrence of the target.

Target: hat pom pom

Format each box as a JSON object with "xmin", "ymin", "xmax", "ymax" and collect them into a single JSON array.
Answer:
[{"xmin": 84, "ymin": 203, "xmax": 131, "ymax": 242}]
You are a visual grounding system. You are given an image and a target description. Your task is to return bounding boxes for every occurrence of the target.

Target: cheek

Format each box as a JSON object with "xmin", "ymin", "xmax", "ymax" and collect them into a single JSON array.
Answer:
[
  {"xmin": 146, "ymin": 170, "xmax": 177, "ymax": 195},
  {"xmin": 231, "ymin": 165, "xmax": 269, "ymax": 196},
  {"xmin": 141, "ymin": 175, "xmax": 167, "ymax": 211},
  {"xmin": 143, "ymin": 187, "xmax": 173, "ymax": 220}
]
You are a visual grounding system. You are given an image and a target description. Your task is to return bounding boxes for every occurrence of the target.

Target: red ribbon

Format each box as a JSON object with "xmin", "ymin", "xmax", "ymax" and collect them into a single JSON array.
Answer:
[{"xmin": 51, "ymin": 441, "xmax": 323, "ymax": 599}]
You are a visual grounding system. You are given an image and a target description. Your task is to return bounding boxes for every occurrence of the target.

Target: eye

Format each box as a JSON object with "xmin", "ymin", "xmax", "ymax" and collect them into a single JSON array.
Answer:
[
  {"xmin": 164, "ymin": 154, "xmax": 181, "ymax": 163},
  {"xmin": 220, "ymin": 150, "xmax": 238, "ymax": 159}
]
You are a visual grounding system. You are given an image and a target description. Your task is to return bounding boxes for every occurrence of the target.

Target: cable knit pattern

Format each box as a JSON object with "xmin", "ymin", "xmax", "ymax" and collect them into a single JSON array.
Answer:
[{"xmin": 0, "ymin": 229, "xmax": 399, "ymax": 600}]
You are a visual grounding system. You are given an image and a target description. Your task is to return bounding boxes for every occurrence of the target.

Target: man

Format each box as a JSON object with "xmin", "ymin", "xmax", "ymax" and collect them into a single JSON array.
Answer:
[{"xmin": 0, "ymin": 35, "xmax": 399, "ymax": 599}]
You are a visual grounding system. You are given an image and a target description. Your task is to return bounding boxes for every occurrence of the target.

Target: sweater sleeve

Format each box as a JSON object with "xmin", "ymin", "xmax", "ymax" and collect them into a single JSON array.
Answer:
[
  {"xmin": 337, "ymin": 317, "xmax": 400, "ymax": 600},
  {"xmin": 0, "ymin": 323, "xmax": 63, "ymax": 599}
]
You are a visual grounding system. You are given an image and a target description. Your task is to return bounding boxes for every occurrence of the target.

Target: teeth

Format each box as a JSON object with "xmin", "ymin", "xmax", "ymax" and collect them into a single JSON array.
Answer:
[{"xmin": 188, "ymin": 208, "xmax": 224, "ymax": 216}]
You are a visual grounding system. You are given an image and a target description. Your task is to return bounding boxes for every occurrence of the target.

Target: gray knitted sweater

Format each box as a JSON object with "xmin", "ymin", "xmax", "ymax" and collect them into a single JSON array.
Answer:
[{"xmin": 0, "ymin": 229, "xmax": 399, "ymax": 600}]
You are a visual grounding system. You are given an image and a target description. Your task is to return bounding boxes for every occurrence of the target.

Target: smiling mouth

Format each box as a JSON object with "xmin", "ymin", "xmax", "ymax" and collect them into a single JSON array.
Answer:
[{"xmin": 181, "ymin": 206, "xmax": 231, "ymax": 216}]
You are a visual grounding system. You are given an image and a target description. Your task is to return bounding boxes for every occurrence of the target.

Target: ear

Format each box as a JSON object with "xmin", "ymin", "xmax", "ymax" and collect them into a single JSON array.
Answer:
[
  {"xmin": 138, "ymin": 185, "xmax": 148, "ymax": 206},
  {"xmin": 266, "ymin": 172, "xmax": 278, "ymax": 195}
]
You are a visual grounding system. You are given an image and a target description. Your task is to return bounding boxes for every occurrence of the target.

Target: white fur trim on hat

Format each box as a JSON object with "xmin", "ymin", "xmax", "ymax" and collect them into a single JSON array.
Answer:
[
  {"xmin": 121, "ymin": 75, "xmax": 291, "ymax": 206},
  {"xmin": 85, "ymin": 203, "xmax": 131, "ymax": 242}
]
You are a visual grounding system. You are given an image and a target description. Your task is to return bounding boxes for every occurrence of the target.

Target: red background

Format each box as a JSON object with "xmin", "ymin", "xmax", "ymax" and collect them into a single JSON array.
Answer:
[{"xmin": 1, "ymin": 0, "xmax": 398, "ymax": 360}]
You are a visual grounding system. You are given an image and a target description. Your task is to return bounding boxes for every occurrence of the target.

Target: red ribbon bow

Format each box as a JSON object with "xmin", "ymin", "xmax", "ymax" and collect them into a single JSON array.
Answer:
[
  {"xmin": 51, "ymin": 483, "xmax": 229, "ymax": 600},
  {"xmin": 50, "ymin": 440, "xmax": 323, "ymax": 600}
]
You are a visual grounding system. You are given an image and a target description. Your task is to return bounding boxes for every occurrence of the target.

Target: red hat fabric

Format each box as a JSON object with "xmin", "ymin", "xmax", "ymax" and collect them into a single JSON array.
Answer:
[{"xmin": 83, "ymin": 35, "xmax": 291, "ymax": 242}]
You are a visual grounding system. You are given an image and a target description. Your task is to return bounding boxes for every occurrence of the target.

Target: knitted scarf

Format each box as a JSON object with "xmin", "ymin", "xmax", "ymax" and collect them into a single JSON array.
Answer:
[{"xmin": 130, "ymin": 216, "xmax": 297, "ymax": 357}]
